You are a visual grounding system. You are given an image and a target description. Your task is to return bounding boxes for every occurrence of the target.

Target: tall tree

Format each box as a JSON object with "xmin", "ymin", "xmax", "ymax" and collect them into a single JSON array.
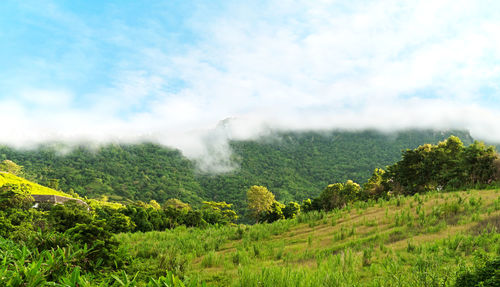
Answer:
[{"xmin": 247, "ymin": 185, "xmax": 275, "ymax": 223}]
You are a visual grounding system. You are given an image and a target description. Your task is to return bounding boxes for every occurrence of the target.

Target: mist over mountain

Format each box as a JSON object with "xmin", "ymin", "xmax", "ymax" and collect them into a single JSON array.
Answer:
[{"xmin": 0, "ymin": 129, "xmax": 475, "ymax": 216}]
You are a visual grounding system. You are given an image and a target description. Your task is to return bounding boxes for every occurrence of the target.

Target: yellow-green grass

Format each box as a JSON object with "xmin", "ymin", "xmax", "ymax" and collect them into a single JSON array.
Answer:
[
  {"xmin": 87, "ymin": 198, "xmax": 124, "ymax": 209},
  {"xmin": 0, "ymin": 172, "xmax": 72, "ymax": 197},
  {"xmin": 119, "ymin": 189, "xmax": 500, "ymax": 286}
]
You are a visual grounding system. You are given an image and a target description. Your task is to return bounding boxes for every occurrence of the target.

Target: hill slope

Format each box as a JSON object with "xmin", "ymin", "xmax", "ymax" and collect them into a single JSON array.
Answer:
[
  {"xmin": 0, "ymin": 172, "xmax": 71, "ymax": 197},
  {"xmin": 119, "ymin": 188, "xmax": 500, "ymax": 286}
]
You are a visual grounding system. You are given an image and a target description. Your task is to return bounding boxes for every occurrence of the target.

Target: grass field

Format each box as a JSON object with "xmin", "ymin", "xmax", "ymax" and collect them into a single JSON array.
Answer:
[
  {"xmin": 0, "ymin": 172, "xmax": 72, "ymax": 197},
  {"xmin": 118, "ymin": 189, "xmax": 500, "ymax": 286}
]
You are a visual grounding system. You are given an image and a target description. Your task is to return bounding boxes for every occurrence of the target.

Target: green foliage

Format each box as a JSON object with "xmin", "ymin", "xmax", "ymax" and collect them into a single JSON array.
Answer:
[
  {"xmin": 300, "ymin": 198, "xmax": 313, "ymax": 212},
  {"xmin": 163, "ymin": 198, "xmax": 192, "ymax": 210},
  {"xmin": 2, "ymin": 132, "xmax": 499, "ymax": 285},
  {"xmin": 0, "ymin": 183, "xmax": 34, "ymax": 209},
  {"xmin": 0, "ymin": 159, "xmax": 22, "ymax": 175},
  {"xmin": 107, "ymin": 212, "xmax": 136, "ymax": 233},
  {"xmin": 199, "ymin": 129, "xmax": 473, "ymax": 214},
  {"xmin": 363, "ymin": 168, "xmax": 387, "ymax": 199},
  {"xmin": 0, "ymin": 143, "xmax": 205, "ymax": 205},
  {"xmin": 66, "ymin": 220, "xmax": 121, "ymax": 269},
  {"xmin": 319, "ymin": 180, "xmax": 361, "ymax": 211},
  {"xmin": 261, "ymin": 201, "xmax": 285, "ymax": 223},
  {"xmin": 247, "ymin": 185, "xmax": 275, "ymax": 222},
  {"xmin": 283, "ymin": 201, "xmax": 301, "ymax": 219},
  {"xmin": 201, "ymin": 201, "xmax": 238, "ymax": 225},
  {"xmin": 48, "ymin": 201, "xmax": 93, "ymax": 232},
  {"xmin": 0, "ymin": 236, "xmax": 194, "ymax": 286},
  {"xmin": 0, "ymin": 130, "xmax": 473, "ymax": 219},
  {"xmin": 0, "ymin": 171, "xmax": 71, "ymax": 197},
  {"xmin": 0, "ymin": 183, "xmax": 44, "ymax": 239},
  {"xmin": 386, "ymin": 137, "xmax": 499, "ymax": 195},
  {"xmin": 455, "ymin": 256, "xmax": 500, "ymax": 287}
]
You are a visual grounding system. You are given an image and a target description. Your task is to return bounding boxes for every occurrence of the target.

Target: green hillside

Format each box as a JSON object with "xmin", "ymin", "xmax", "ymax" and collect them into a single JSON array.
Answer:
[
  {"xmin": 0, "ymin": 135, "xmax": 498, "ymax": 286},
  {"xmin": 0, "ymin": 143, "xmax": 205, "ymax": 204},
  {"xmin": 119, "ymin": 188, "xmax": 500, "ymax": 286},
  {"xmin": 0, "ymin": 129, "xmax": 473, "ymax": 214},
  {"xmin": 200, "ymin": 129, "xmax": 473, "ymax": 213},
  {"xmin": 0, "ymin": 172, "xmax": 71, "ymax": 197},
  {"xmin": 2, "ymin": 184, "xmax": 498, "ymax": 286}
]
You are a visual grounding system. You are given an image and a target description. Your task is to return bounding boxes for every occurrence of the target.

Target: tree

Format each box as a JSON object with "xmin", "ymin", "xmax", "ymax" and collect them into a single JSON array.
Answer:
[
  {"xmin": 301, "ymin": 198, "xmax": 313, "ymax": 212},
  {"xmin": 47, "ymin": 179, "xmax": 60, "ymax": 190},
  {"xmin": 283, "ymin": 201, "xmax": 300, "ymax": 219},
  {"xmin": 462, "ymin": 141, "xmax": 498, "ymax": 186},
  {"xmin": 201, "ymin": 201, "xmax": 238, "ymax": 225},
  {"xmin": 455, "ymin": 256, "xmax": 499, "ymax": 287},
  {"xmin": 133, "ymin": 207, "xmax": 153, "ymax": 232},
  {"xmin": 0, "ymin": 183, "xmax": 33, "ymax": 210},
  {"xmin": 385, "ymin": 136, "xmax": 499, "ymax": 194},
  {"xmin": 261, "ymin": 201, "xmax": 285, "ymax": 223},
  {"xmin": 48, "ymin": 201, "xmax": 92, "ymax": 232},
  {"xmin": 247, "ymin": 185, "xmax": 275, "ymax": 223},
  {"xmin": 66, "ymin": 220, "xmax": 120, "ymax": 269},
  {"xmin": 163, "ymin": 198, "xmax": 191, "ymax": 210},
  {"xmin": 149, "ymin": 200, "xmax": 161, "ymax": 210},
  {"xmin": 106, "ymin": 212, "xmax": 135, "ymax": 233},
  {"xmin": 319, "ymin": 180, "xmax": 361, "ymax": 211},
  {"xmin": 363, "ymin": 168, "xmax": 387, "ymax": 199}
]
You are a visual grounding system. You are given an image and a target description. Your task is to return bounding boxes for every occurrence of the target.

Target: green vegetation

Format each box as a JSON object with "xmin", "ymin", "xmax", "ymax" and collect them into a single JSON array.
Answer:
[
  {"xmin": 117, "ymin": 189, "xmax": 500, "ymax": 286},
  {"xmin": 0, "ymin": 171, "xmax": 72, "ymax": 197},
  {"xmin": 0, "ymin": 143, "xmax": 205, "ymax": 205},
  {"xmin": 385, "ymin": 136, "xmax": 500, "ymax": 194},
  {"xmin": 0, "ymin": 177, "xmax": 235, "ymax": 285},
  {"xmin": 246, "ymin": 185, "xmax": 276, "ymax": 223},
  {"xmin": 455, "ymin": 256, "xmax": 500, "ymax": 286},
  {"xmin": 0, "ymin": 129, "xmax": 473, "ymax": 218},
  {"xmin": 1, "ymin": 132, "xmax": 499, "ymax": 286}
]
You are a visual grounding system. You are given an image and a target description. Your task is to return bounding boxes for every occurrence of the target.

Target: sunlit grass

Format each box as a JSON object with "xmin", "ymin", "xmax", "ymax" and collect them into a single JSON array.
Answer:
[
  {"xmin": 118, "ymin": 188, "xmax": 500, "ymax": 286},
  {"xmin": 0, "ymin": 172, "xmax": 71, "ymax": 197}
]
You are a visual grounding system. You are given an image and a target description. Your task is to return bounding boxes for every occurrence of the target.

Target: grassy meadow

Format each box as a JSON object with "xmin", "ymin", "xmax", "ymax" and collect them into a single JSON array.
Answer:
[
  {"xmin": 0, "ymin": 172, "xmax": 72, "ymax": 197},
  {"xmin": 117, "ymin": 188, "xmax": 500, "ymax": 286}
]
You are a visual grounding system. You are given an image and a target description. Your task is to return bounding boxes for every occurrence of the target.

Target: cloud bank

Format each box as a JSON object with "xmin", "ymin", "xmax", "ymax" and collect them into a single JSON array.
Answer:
[{"xmin": 1, "ymin": 0, "xmax": 500, "ymax": 171}]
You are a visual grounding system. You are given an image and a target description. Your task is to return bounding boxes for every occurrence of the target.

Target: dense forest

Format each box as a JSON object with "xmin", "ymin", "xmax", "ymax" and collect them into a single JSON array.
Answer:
[{"xmin": 0, "ymin": 129, "xmax": 473, "ymax": 218}]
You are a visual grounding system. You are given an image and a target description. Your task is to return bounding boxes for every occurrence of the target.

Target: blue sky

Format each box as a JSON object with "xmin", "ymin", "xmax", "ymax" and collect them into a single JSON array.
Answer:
[{"xmin": 1, "ymin": 0, "xmax": 500, "ymax": 167}]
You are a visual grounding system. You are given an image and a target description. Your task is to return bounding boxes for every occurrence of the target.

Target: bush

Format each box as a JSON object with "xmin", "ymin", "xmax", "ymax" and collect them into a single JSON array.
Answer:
[
  {"xmin": 65, "ymin": 220, "xmax": 122, "ymax": 269},
  {"xmin": 455, "ymin": 256, "xmax": 500, "ymax": 287},
  {"xmin": 49, "ymin": 201, "xmax": 93, "ymax": 232}
]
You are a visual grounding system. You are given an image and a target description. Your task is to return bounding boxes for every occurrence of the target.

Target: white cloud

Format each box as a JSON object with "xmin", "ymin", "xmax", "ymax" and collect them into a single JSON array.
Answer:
[
  {"xmin": 19, "ymin": 89, "xmax": 73, "ymax": 108},
  {"xmin": 2, "ymin": 0, "xmax": 500, "ymax": 171}
]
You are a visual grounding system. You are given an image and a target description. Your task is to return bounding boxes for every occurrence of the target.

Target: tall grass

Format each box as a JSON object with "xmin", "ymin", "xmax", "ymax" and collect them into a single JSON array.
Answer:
[{"xmin": 116, "ymin": 189, "xmax": 500, "ymax": 286}]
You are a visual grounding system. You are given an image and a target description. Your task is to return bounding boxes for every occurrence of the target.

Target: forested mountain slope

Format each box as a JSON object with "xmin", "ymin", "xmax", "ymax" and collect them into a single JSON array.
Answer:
[
  {"xmin": 200, "ymin": 129, "xmax": 473, "ymax": 210},
  {"xmin": 0, "ymin": 129, "xmax": 473, "ymax": 212},
  {"xmin": 0, "ymin": 144, "xmax": 205, "ymax": 204}
]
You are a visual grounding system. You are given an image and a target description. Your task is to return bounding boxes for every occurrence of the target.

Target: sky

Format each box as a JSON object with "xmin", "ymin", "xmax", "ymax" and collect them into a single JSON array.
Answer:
[{"xmin": 1, "ymin": 0, "xmax": 500, "ymax": 170}]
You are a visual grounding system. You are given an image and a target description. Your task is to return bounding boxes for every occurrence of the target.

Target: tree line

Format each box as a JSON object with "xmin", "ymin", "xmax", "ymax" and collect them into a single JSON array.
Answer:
[{"xmin": 246, "ymin": 136, "xmax": 500, "ymax": 222}]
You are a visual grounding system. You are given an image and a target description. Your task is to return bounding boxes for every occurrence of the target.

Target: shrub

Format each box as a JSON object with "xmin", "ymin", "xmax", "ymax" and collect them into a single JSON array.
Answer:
[{"xmin": 455, "ymin": 256, "xmax": 499, "ymax": 287}]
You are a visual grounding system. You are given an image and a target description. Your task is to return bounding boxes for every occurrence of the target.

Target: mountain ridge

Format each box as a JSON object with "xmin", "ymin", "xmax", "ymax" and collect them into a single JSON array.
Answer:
[{"xmin": 0, "ymin": 129, "xmax": 476, "ymax": 214}]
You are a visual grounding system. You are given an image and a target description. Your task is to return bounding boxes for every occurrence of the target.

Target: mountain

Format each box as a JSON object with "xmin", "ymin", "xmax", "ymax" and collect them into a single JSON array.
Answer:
[
  {"xmin": 0, "ymin": 129, "xmax": 474, "ymax": 214},
  {"xmin": 0, "ymin": 143, "xmax": 204, "ymax": 204},
  {"xmin": 199, "ymin": 129, "xmax": 473, "ymax": 212}
]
